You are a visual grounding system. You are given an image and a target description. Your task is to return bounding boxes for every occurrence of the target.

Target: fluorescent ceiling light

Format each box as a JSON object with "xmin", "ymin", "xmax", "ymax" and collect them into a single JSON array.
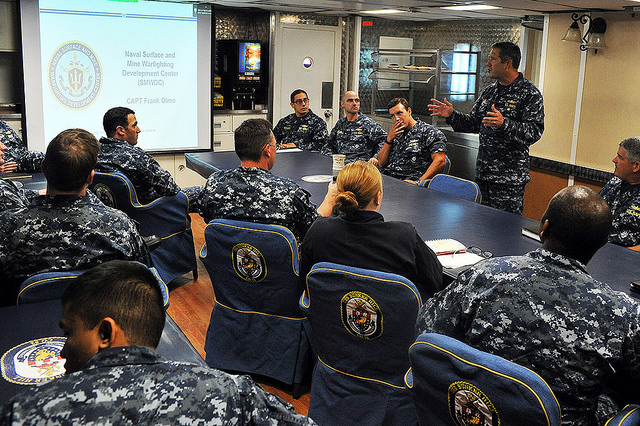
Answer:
[
  {"xmin": 364, "ymin": 9, "xmax": 405, "ymax": 14},
  {"xmin": 441, "ymin": 5, "xmax": 502, "ymax": 11}
]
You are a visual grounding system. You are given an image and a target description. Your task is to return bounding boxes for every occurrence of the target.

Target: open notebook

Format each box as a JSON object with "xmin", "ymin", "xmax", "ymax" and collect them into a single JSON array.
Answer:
[{"xmin": 425, "ymin": 238, "xmax": 486, "ymax": 269}]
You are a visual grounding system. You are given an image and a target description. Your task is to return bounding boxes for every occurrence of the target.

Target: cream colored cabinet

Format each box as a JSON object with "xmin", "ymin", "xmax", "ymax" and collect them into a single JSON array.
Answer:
[
  {"xmin": 213, "ymin": 114, "xmax": 233, "ymax": 152},
  {"xmin": 213, "ymin": 112, "xmax": 267, "ymax": 152},
  {"xmin": 153, "ymin": 153, "xmax": 206, "ymax": 188}
]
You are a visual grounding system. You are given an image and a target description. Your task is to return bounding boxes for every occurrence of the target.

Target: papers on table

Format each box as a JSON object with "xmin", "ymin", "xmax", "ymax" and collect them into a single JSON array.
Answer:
[
  {"xmin": 521, "ymin": 225, "xmax": 541, "ymax": 242},
  {"xmin": 425, "ymin": 238, "xmax": 486, "ymax": 269}
]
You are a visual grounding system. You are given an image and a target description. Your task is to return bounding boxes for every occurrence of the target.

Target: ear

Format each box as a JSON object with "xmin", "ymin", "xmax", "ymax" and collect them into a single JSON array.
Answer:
[
  {"xmin": 407, "ymin": 107, "xmax": 412, "ymax": 116},
  {"xmin": 97, "ymin": 318, "xmax": 116, "ymax": 349},
  {"xmin": 539, "ymin": 219, "xmax": 550, "ymax": 240},
  {"xmin": 86, "ymin": 170, "xmax": 94, "ymax": 186},
  {"xmin": 633, "ymin": 161, "xmax": 640, "ymax": 174},
  {"xmin": 115, "ymin": 125, "xmax": 125, "ymax": 138},
  {"xmin": 375, "ymin": 190, "xmax": 383, "ymax": 206}
]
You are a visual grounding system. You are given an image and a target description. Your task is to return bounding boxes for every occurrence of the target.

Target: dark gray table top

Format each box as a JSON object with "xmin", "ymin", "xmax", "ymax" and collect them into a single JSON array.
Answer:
[{"xmin": 186, "ymin": 150, "xmax": 640, "ymax": 296}]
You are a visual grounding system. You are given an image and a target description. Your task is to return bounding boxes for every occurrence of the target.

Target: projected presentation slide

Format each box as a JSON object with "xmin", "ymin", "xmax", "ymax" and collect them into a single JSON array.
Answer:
[{"xmin": 24, "ymin": 0, "xmax": 211, "ymax": 152}]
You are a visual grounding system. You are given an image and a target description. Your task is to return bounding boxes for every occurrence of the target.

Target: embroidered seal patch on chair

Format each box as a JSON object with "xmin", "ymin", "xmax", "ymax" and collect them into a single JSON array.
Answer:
[
  {"xmin": 340, "ymin": 291, "xmax": 382, "ymax": 340},
  {"xmin": 448, "ymin": 381, "xmax": 500, "ymax": 425},
  {"xmin": 232, "ymin": 243, "xmax": 267, "ymax": 282}
]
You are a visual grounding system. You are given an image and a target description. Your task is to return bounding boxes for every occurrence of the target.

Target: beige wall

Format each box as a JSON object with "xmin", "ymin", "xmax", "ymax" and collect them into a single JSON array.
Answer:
[
  {"xmin": 578, "ymin": 12, "xmax": 640, "ymax": 170},
  {"xmin": 532, "ymin": 14, "xmax": 581, "ymax": 164},
  {"xmin": 533, "ymin": 12, "xmax": 640, "ymax": 173}
]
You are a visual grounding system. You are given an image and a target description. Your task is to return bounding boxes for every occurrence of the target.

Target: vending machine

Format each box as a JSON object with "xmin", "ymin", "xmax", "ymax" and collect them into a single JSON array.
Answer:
[{"xmin": 217, "ymin": 39, "xmax": 265, "ymax": 110}]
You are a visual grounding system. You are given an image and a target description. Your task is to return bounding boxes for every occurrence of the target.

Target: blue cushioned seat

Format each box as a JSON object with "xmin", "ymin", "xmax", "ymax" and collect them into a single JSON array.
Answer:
[
  {"xmin": 406, "ymin": 332, "xmax": 561, "ymax": 426},
  {"xmin": 426, "ymin": 173, "xmax": 482, "ymax": 203},
  {"xmin": 605, "ymin": 404, "xmax": 640, "ymax": 426},
  {"xmin": 199, "ymin": 219, "xmax": 312, "ymax": 396},
  {"xmin": 419, "ymin": 154, "xmax": 451, "ymax": 187},
  {"xmin": 89, "ymin": 171, "xmax": 197, "ymax": 284},
  {"xmin": 300, "ymin": 262, "xmax": 422, "ymax": 425},
  {"xmin": 18, "ymin": 265, "xmax": 169, "ymax": 308}
]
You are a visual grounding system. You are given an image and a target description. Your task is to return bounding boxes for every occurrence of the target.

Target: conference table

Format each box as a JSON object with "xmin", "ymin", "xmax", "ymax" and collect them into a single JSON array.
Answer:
[
  {"xmin": 0, "ymin": 299, "xmax": 206, "ymax": 402},
  {"xmin": 186, "ymin": 149, "xmax": 640, "ymax": 297},
  {"xmin": 1, "ymin": 172, "xmax": 47, "ymax": 192}
]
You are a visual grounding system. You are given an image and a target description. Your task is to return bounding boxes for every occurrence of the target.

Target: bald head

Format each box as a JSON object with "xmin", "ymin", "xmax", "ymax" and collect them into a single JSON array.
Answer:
[
  {"xmin": 540, "ymin": 186, "xmax": 611, "ymax": 264},
  {"xmin": 342, "ymin": 91, "xmax": 357, "ymax": 102},
  {"xmin": 341, "ymin": 91, "xmax": 361, "ymax": 119}
]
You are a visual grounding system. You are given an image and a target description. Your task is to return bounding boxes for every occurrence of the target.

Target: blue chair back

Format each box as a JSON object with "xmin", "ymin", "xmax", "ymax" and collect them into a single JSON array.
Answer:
[
  {"xmin": 419, "ymin": 155, "xmax": 451, "ymax": 187},
  {"xmin": 199, "ymin": 219, "xmax": 311, "ymax": 391},
  {"xmin": 17, "ymin": 271, "xmax": 82, "ymax": 305},
  {"xmin": 443, "ymin": 154, "xmax": 452, "ymax": 174},
  {"xmin": 89, "ymin": 171, "xmax": 197, "ymax": 284},
  {"xmin": 606, "ymin": 405, "xmax": 640, "ymax": 426},
  {"xmin": 300, "ymin": 262, "xmax": 422, "ymax": 425},
  {"xmin": 426, "ymin": 173, "xmax": 482, "ymax": 203},
  {"xmin": 18, "ymin": 265, "xmax": 170, "ymax": 309},
  {"xmin": 406, "ymin": 333, "xmax": 561, "ymax": 426}
]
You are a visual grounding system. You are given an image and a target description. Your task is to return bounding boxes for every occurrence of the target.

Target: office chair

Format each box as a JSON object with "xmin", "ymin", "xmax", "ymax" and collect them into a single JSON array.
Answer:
[
  {"xmin": 605, "ymin": 404, "xmax": 640, "ymax": 426},
  {"xmin": 419, "ymin": 155, "xmax": 451, "ymax": 187},
  {"xmin": 199, "ymin": 219, "xmax": 312, "ymax": 396},
  {"xmin": 300, "ymin": 262, "xmax": 422, "ymax": 425},
  {"xmin": 426, "ymin": 173, "xmax": 482, "ymax": 203},
  {"xmin": 89, "ymin": 171, "xmax": 197, "ymax": 284},
  {"xmin": 405, "ymin": 332, "xmax": 561, "ymax": 426},
  {"xmin": 17, "ymin": 265, "xmax": 169, "ymax": 309}
]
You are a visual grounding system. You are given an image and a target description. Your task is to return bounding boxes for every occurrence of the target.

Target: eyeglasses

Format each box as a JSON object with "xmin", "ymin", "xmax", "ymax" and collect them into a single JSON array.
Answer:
[
  {"xmin": 451, "ymin": 246, "xmax": 493, "ymax": 259},
  {"xmin": 293, "ymin": 98, "xmax": 309, "ymax": 105}
]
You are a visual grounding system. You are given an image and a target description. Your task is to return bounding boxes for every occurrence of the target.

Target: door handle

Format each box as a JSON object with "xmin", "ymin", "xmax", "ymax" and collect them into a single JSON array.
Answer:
[{"xmin": 324, "ymin": 110, "xmax": 333, "ymax": 118}]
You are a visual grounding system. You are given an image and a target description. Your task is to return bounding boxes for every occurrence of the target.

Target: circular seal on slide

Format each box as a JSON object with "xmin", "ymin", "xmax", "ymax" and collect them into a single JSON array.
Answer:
[
  {"xmin": 1, "ymin": 337, "xmax": 66, "ymax": 385},
  {"xmin": 48, "ymin": 41, "xmax": 102, "ymax": 110}
]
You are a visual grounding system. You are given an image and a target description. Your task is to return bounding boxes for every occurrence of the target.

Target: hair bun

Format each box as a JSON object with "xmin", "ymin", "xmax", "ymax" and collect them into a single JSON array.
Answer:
[{"xmin": 336, "ymin": 190, "xmax": 359, "ymax": 215}]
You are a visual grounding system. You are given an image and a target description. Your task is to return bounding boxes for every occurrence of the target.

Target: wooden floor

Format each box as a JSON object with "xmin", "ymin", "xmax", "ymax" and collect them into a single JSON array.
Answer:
[{"xmin": 166, "ymin": 214, "xmax": 311, "ymax": 415}]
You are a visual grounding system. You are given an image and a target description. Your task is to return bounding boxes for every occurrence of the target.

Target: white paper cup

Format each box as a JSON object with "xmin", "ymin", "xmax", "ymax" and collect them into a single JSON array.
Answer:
[{"xmin": 332, "ymin": 154, "xmax": 346, "ymax": 171}]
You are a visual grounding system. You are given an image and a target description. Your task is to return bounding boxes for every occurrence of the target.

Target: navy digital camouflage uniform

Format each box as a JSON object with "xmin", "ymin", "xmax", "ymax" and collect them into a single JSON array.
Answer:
[
  {"xmin": 0, "ymin": 178, "xmax": 38, "ymax": 212},
  {"xmin": 381, "ymin": 119, "xmax": 447, "ymax": 181},
  {"xmin": 0, "ymin": 120, "xmax": 44, "ymax": 172},
  {"xmin": 273, "ymin": 110, "xmax": 328, "ymax": 151},
  {"xmin": 416, "ymin": 248, "xmax": 640, "ymax": 426},
  {"xmin": 321, "ymin": 113, "xmax": 387, "ymax": 164},
  {"xmin": 0, "ymin": 346, "xmax": 315, "ymax": 425},
  {"xmin": 599, "ymin": 176, "xmax": 640, "ymax": 246},
  {"xmin": 195, "ymin": 166, "xmax": 319, "ymax": 242},
  {"xmin": 96, "ymin": 137, "xmax": 183, "ymax": 204},
  {"xmin": 0, "ymin": 193, "xmax": 150, "ymax": 305},
  {"xmin": 447, "ymin": 73, "xmax": 544, "ymax": 214}
]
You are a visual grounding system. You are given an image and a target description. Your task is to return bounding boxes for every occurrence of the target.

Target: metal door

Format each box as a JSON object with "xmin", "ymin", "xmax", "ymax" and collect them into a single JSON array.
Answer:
[{"xmin": 273, "ymin": 23, "xmax": 341, "ymax": 130}]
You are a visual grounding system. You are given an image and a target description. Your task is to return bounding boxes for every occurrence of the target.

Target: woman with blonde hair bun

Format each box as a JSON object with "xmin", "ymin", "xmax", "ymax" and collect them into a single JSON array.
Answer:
[{"xmin": 299, "ymin": 160, "xmax": 442, "ymax": 299}]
